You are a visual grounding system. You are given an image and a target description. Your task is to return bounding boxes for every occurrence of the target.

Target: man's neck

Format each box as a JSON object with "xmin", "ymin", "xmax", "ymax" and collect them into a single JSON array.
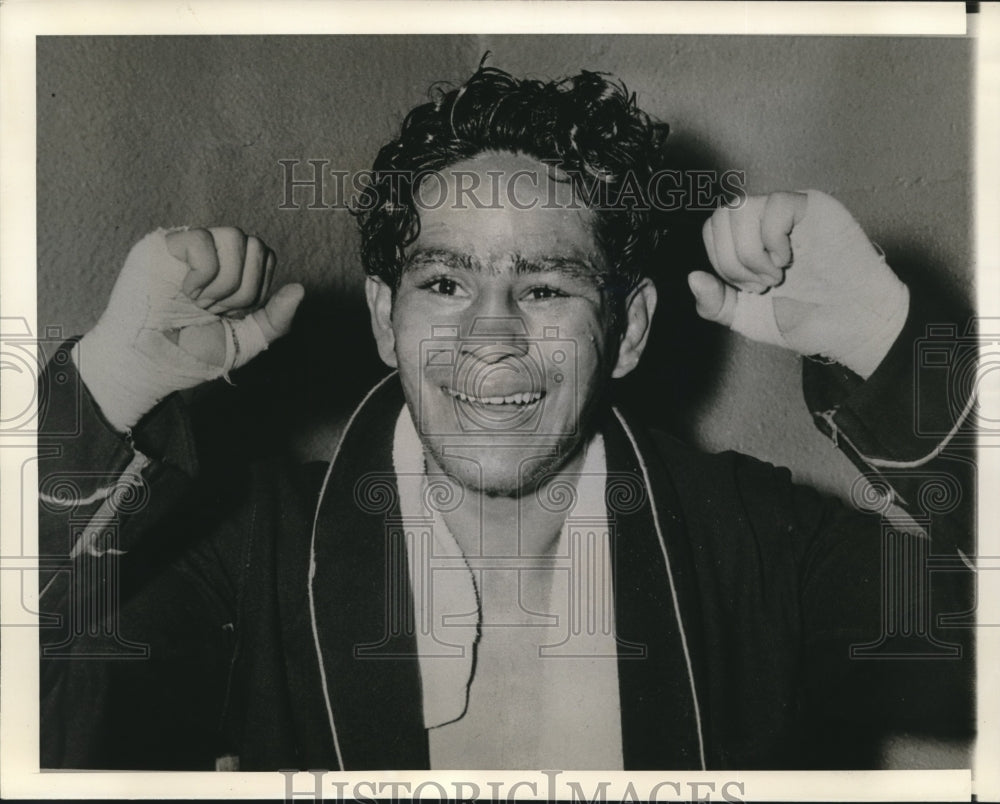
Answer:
[{"xmin": 427, "ymin": 448, "xmax": 588, "ymax": 560}]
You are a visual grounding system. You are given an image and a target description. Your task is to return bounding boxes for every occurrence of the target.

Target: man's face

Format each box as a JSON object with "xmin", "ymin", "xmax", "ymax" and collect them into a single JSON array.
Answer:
[{"xmin": 366, "ymin": 151, "xmax": 655, "ymax": 496}]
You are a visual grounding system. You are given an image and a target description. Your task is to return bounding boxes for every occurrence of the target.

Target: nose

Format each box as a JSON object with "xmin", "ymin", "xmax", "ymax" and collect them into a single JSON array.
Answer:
[{"xmin": 460, "ymin": 316, "xmax": 530, "ymax": 362}]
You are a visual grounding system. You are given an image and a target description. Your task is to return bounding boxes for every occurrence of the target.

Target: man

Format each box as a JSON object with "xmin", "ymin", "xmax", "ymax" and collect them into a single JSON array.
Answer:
[{"xmin": 38, "ymin": 66, "xmax": 974, "ymax": 770}]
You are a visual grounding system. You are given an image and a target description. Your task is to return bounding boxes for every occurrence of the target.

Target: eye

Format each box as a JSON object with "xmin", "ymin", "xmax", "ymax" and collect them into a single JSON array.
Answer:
[
  {"xmin": 524, "ymin": 285, "xmax": 567, "ymax": 301},
  {"xmin": 420, "ymin": 276, "xmax": 464, "ymax": 297}
]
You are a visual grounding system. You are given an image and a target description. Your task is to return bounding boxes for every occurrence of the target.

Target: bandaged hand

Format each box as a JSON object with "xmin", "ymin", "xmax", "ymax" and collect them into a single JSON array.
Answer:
[
  {"xmin": 688, "ymin": 190, "xmax": 909, "ymax": 379},
  {"xmin": 74, "ymin": 226, "xmax": 304, "ymax": 432}
]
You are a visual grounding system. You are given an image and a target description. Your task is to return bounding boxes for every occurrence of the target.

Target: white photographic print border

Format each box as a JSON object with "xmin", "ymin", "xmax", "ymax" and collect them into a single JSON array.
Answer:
[{"xmin": 1, "ymin": 2, "xmax": 996, "ymax": 801}]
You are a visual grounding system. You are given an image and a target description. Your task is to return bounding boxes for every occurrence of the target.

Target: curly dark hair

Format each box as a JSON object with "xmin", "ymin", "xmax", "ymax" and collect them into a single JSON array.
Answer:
[{"xmin": 353, "ymin": 63, "xmax": 672, "ymax": 313}]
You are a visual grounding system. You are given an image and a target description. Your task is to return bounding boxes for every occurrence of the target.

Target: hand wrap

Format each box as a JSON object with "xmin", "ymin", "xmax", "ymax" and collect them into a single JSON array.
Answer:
[
  {"xmin": 729, "ymin": 190, "xmax": 909, "ymax": 379},
  {"xmin": 74, "ymin": 228, "xmax": 270, "ymax": 431}
]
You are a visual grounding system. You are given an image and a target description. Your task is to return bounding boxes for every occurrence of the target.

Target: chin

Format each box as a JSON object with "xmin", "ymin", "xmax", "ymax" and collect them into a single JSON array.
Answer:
[{"xmin": 422, "ymin": 436, "xmax": 585, "ymax": 499}]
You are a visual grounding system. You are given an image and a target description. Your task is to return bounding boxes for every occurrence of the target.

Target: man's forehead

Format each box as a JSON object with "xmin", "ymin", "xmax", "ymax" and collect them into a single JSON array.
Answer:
[{"xmin": 414, "ymin": 150, "xmax": 583, "ymax": 211}]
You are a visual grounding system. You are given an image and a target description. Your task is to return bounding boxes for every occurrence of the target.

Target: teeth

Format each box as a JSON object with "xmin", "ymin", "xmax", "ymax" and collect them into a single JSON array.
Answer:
[{"xmin": 444, "ymin": 388, "xmax": 542, "ymax": 405}]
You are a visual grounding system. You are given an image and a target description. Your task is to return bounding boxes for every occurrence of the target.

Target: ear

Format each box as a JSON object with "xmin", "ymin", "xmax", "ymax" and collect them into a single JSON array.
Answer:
[
  {"xmin": 365, "ymin": 276, "xmax": 398, "ymax": 368},
  {"xmin": 611, "ymin": 277, "xmax": 658, "ymax": 379}
]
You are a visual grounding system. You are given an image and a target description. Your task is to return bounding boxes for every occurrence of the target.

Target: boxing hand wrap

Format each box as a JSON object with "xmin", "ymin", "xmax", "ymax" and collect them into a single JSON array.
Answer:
[
  {"xmin": 729, "ymin": 190, "xmax": 909, "ymax": 380},
  {"xmin": 73, "ymin": 228, "xmax": 270, "ymax": 431}
]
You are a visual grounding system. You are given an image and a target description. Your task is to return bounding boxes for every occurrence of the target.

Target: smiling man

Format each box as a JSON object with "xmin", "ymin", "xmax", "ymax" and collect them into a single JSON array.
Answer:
[
  {"xmin": 374, "ymin": 151, "xmax": 629, "ymax": 502},
  {"xmin": 361, "ymin": 150, "xmax": 663, "ymax": 768},
  {"xmin": 38, "ymin": 66, "xmax": 974, "ymax": 771}
]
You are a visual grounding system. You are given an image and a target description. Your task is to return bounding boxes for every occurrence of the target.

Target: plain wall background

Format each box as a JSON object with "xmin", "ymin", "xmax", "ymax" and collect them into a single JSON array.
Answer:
[{"xmin": 36, "ymin": 35, "xmax": 973, "ymax": 501}]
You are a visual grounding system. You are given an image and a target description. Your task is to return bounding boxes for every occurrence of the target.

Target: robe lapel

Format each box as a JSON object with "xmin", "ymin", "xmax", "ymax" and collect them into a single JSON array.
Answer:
[
  {"xmin": 304, "ymin": 375, "xmax": 429, "ymax": 770},
  {"xmin": 605, "ymin": 409, "xmax": 710, "ymax": 770}
]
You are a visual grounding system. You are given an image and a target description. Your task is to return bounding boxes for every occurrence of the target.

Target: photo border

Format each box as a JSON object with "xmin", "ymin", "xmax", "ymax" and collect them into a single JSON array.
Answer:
[{"xmin": 2, "ymin": 2, "xmax": 996, "ymax": 801}]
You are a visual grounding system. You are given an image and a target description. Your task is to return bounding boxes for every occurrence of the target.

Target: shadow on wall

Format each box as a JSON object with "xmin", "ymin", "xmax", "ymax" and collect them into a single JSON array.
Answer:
[
  {"xmin": 185, "ymin": 286, "xmax": 387, "ymax": 467},
  {"xmin": 612, "ymin": 133, "xmax": 732, "ymax": 443},
  {"xmin": 878, "ymin": 239, "xmax": 974, "ymax": 322}
]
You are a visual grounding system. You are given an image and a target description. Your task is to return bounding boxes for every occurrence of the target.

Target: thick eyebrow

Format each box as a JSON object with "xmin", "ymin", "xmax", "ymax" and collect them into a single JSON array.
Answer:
[
  {"xmin": 403, "ymin": 248, "xmax": 607, "ymax": 286},
  {"xmin": 403, "ymin": 249, "xmax": 479, "ymax": 273},
  {"xmin": 511, "ymin": 254, "xmax": 607, "ymax": 285}
]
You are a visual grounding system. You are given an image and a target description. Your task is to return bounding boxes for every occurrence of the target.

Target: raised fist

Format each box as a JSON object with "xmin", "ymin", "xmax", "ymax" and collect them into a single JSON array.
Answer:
[
  {"xmin": 688, "ymin": 190, "xmax": 909, "ymax": 379},
  {"xmin": 74, "ymin": 227, "xmax": 304, "ymax": 431}
]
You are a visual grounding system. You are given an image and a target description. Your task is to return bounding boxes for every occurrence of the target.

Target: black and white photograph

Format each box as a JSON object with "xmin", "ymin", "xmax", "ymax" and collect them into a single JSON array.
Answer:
[{"xmin": 2, "ymin": 2, "xmax": 997, "ymax": 801}]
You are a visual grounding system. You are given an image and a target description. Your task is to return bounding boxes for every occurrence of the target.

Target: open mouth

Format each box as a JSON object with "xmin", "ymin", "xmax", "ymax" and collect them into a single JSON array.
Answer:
[{"xmin": 442, "ymin": 387, "xmax": 545, "ymax": 406}]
